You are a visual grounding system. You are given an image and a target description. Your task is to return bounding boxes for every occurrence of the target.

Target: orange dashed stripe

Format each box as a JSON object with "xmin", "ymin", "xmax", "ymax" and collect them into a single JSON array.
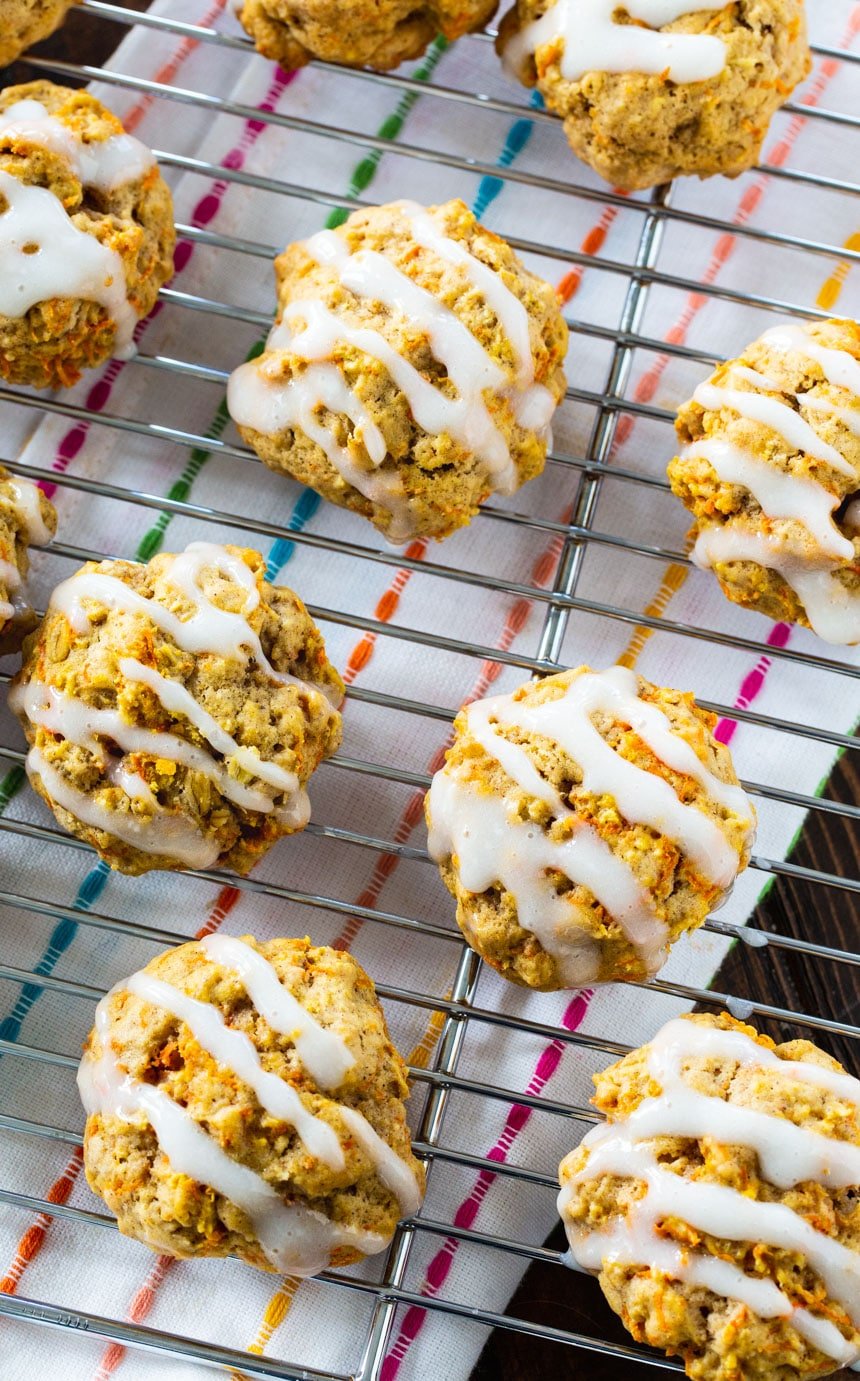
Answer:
[
  {"xmin": 343, "ymin": 541, "xmax": 427, "ymax": 684},
  {"xmin": 42, "ymin": 37, "xmax": 857, "ymax": 1360},
  {"xmin": 408, "ymin": 1005, "xmax": 448, "ymax": 1070},
  {"xmin": 332, "ymin": 506, "xmax": 572, "ymax": 956},
  {"xmin": 0, "ymin": 1147, "xmax": 83, "ymax": 1296},
  {"xmin": 0, "ymin": 3, "xmax": 240, "ymax": 1369},
  {"xmin": 195, "ymin": 885, "xmax": 241, "ymax": 940},
  {"xmin": 616, "ymin": 558, "xmax": 689, "ymax": 668},
  {"xmin": 240, "ymin": 213, "xmax": 612, "ymax": 1354},
  {"xmin": 122, "ymin": 0, "xmax": 229, "ymax": 133},
  {"xmin": 93, "ymin": 1257, "xmax": 176, "ymax": 1381},
  {"xmin": 556, "ymin": 208, "xmax": 618, "ymax": 306}
]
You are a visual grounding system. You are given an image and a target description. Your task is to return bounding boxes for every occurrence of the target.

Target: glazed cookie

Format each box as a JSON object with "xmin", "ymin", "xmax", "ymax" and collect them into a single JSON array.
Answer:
[
  {"xmin": 669, "ymin": 318, "xmax": 860, "ymax": 644},
  {"xmin": 0, "ymin": 0, "xmax": 79, "ymax": 66},
  {"xmin": 559, "ymin": 1012, "xmax": 860, "ymax": 1379},
  {"xmin": 497, "ymin": 0, "xmax": 810, "ymax": 191},
  {"xmin": 0, "ymin": 81, "xmax": 175, "ymax": 388},
  {"xmin": 426, "ymin": 666, "xmax": 754, "ymax": 990},
  {"xmin": 79, "ymin": 934, "xmax": 425, "ymax": 1275},
  {"xmin": 10, "ymin": 542, "xmax": 344, "ymax": 874},
  {"xmin": 228, "ymin": 199, "xmax": 568, "ymax": 543},
  {"xmin": 0, "ymin": 465, "xmax": 56, "ymax": 653},
  {"xmin": 238, "ymin": 0, "xmax": 496, "ymax": 72}
]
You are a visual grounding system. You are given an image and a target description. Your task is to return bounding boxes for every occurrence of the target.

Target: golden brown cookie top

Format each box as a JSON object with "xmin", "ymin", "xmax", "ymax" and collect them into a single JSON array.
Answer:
[
  {"xmin": 80, "ymin": 934, "xmax": 424, "ymax": 1275},
  {"xmin": 427, "ymin": 665, "xmax": 754, "ymax": 988},
  {"xmin": 559, "ymin": 1011, "xmax": 860, "ymax": 1380},
  {"xmin": 670, "ymin": 316, "xmax": 860, "ymax": 644},
  {"xmin": 228, "ymin": 198, "xmax": 568, "ymax": 542},
  {"xmin": 11, "ymin": 543, "xmax": 343, "ymax": 874}
]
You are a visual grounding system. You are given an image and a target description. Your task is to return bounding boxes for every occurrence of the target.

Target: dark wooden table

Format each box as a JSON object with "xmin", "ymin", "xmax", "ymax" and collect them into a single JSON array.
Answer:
[{"xmin": 2, "ymin": 13, "xmax": 858, "ymax": 1378}]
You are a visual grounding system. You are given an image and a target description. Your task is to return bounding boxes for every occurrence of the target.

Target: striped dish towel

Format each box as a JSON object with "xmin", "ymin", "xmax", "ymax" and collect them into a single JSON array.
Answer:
[{"xmin": 0, "ymin": 1, "xmax": 858, "ymax": 1377}]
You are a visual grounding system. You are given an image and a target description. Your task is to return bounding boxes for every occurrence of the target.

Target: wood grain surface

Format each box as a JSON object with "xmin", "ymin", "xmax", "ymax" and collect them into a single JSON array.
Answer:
[{"xmin": 2, "ymin": 14, "xmax": 858, "ymax": 1380}]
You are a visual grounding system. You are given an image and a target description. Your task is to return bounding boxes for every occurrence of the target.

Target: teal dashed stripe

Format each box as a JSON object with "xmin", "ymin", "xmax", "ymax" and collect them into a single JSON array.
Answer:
[
  {"xmin": 473, "ymin": 90, "xmax": 542, "ymax": 220},
  {"xmin": 0, "ymin": 861, "xmax": 111, "ymax": 1045}
]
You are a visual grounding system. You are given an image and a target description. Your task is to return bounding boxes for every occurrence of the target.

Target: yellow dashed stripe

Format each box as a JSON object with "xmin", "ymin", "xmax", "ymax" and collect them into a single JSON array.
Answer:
[
  {"xmin": 817, "ymin": 231, "xmax": 860, "ymax": 311},
  {"xmin": 246, "ymin": 1275, "xmax": 303, "ymax": 1358},
  {"xmin": 616, "ymin": 560, "xmax": 690, "ymax": 669}
]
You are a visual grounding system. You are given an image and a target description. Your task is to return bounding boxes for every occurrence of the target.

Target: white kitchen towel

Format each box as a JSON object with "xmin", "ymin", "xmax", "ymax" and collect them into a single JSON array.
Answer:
[{"xmin": 0, "ymin": 1, "xmax": 858, "ymax": 1377}]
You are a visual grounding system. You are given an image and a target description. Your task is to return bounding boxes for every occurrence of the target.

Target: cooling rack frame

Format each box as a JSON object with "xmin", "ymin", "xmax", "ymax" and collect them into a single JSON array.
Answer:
[{"xmin": 0, "ymin": 3, "xmax": 858, "ymax": 1377}]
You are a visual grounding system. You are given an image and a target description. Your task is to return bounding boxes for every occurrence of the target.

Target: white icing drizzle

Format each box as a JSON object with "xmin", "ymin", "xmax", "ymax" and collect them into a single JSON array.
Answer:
[
  {"xmin": 227, "ymin": 356, "xmax": 414, "ymax": 543},
  {"xmin": 689, "ymin": 338, "xmax": 860, "ymax": 644},
  {"xmin": 393, "ymin": 200, "xmax": 540, "ymax": 396},
  {"xmin": 470, "ymin": 667, "xmax": 751, "ymax": 885},
  {"xmin": 27, "ymin": 746, "xmax": 219, "ymax": 867},
  {"xmin": 227, "ymin": 205, "xmax": 556, "ymax": 542},
  {"xmin": 503, "ymin": 0, "xmax": 728, "ymax": 86},
  {"xmin": 683, "ymin": 437, "xmax": 854, "ymax": 561},
  {"xmin": 0, "ymin": 99, "xmax": 155, "ymax": 193},
  {"xmin": 428, "ymin": 667, "xmax": 753, "ymax": 983},
  {"xmin": 759, "ymin": 322, "xmax": 860, "ymax": 440},
  {"xmin": 120, "ymin": 656, "xmax": 309, "ymax": 827},
  {"xmin": 0, "ymin": 170, "xmax": 139, "ymax": 353},
  {"xmin": 106, "ymin": 758, "xmax": 157, "ymax": 805},
  {"xmin": 0, "ymin": 558, "xmax": 20, "ymax": 619},
  {"xmin": 306, "ymin": 228, "xmax": 514, "ymax": 471},
  {"xmin": 10, "ymin": 543, "xmax": 339, "ymax": 858},
  {"xmin": 338, "ymin": 1106, "xmax": 423, "ymax": 1216},
  {"xmin": 10, "ymin": 673, "xmax": 310, "ymax": 826},
  {"xmin": 47, "ymin": 542, "xmax": 339, "ymax": 710},
  {"xmin": 125, "ymin": 970, "xmax": 346, "ymax": 1169},
  {"xmin": 560, "ymin": 1018, "xmax": 860, "ymax": 1367},
  {"xmin": 693, "ymin": 524, "xmax": 860, "ymax": 645},
  {"xmin": 78, "ymin": 988, "xmax": 387, "ymax": 1277},
  {"xmin": 0, "ymin": 473, "xmax": 42, "ymax": 620},
  {"xmin": 275, "ymin": 297, "xmax": 519, "ymax": 486},
  {"xmin": 760, "ymin": 322, "xmax": 860, "ymax": 398},
  {"xmin": 694, "ymin": 376, "xmax": 856, "ymax": 478},
  {"xmin": 77, "ymin": 935, "xmax": 422, "ymax": 1273},
  {"xmin": 649, "ymin": 1017, "xmax": 860, "ymax": 1108},
  {"xmin": 200, "ymin": 934, "xmax": 355, "ymax": 1090},
  {"xmin": 283, "ymin": 295, "xmax": 516, "ymax": 475},
  {"xmin": 428, "ymin": 769, "xmax": 648, "ymax": 985},
  {"xmin": 2, "ymin": 474, "xmax": 52, "ymax": 545},
  {"xmin": 0, "ymin": 91, "xmax": 155, "ymax": 356},
  {"xmin": 563, "ymin": 1206, "xmax": 860, "ymax": 1367}
]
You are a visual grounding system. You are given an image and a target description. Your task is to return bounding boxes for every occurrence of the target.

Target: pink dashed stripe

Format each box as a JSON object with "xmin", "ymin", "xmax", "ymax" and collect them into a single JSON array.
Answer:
[
  {"xmin": 714, "ymin": 623, "xmax": 792, "ymax": 746},
  {"xmin": 381, "ymin": 990, "xmax": 593, "ymax": 1380},
  {"xmin": 39, "ymin": 64, "xmax": 299, "ymax": 501}
]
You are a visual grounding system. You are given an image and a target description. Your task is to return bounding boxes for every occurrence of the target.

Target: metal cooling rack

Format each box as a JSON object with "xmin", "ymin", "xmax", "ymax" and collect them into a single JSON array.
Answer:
[{"xmin": 0, "ymin": 2, "xmax": 858, "ymax": 1376}]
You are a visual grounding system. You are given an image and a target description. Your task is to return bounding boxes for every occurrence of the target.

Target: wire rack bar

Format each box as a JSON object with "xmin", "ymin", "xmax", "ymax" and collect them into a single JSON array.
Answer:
[
  {"xmin": 1, "ymin": 779, "xmax": 857, "ymax": 903},
  {"xmin": 0, "ymin": 1292, "xmax": 352, "ymax": 1381},
  {"xmin": 2, "ymin": 464, "xmax": 859, "ymax": 758},
  {"xmin": 21, "ymin": 52, "xmax": 860, "ymax": 224},
  {"xmin": 5, "ymin": 508, "xmax": 859, "ymax": 680},
  {"xmin": 0, "ymin": 1284, "xmax": 683, "ymax": 1375},
  {"xmin": 2, "ymin": 881, "xmax": 857, "ymax": 972},
  {"xmin": 75, "ymin": 0, "xmax": 859, "ymax": 73}
]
